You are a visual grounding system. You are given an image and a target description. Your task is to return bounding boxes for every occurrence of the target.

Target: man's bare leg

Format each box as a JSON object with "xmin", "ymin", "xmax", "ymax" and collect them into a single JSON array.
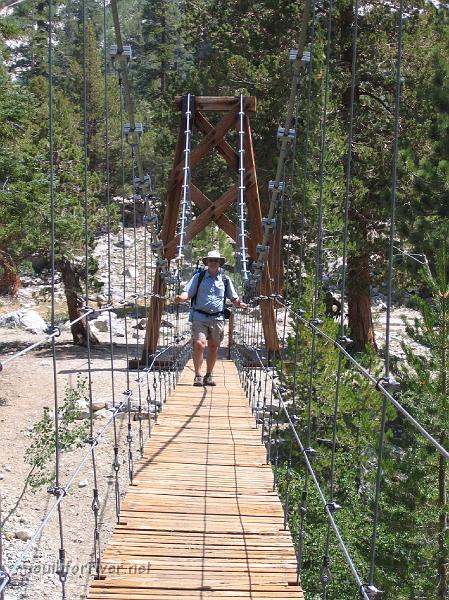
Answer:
[
  {"xmin": 193, "ymin": 338, "xmax": 206, "ymax": 376},
  {"xmin": 206, "ymin": 341, "xmax": 218, "ymax": 375}
]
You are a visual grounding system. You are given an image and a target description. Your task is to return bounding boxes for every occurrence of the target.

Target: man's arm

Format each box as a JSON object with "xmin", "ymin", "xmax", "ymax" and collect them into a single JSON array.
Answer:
[
  {"xmin": 175, "ymin": 273, "xmax": 198, "ymax": 304},
  {"xmin": 232, "ymin": 297, "xmax": 248, "ymax": 309},
  {"xmin": 226, "ymin": 277, "xmax": 248, "ymax": 309}
]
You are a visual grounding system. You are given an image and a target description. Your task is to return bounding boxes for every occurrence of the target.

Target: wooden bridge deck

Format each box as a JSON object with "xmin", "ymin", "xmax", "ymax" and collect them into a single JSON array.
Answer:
[{"xmin": 87, "ymin": 359, "xmax": 304, "ymax": 599}]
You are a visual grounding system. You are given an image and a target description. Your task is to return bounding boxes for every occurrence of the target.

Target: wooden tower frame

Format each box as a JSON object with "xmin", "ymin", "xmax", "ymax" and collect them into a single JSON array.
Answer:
[{"xmin": 142, "ymin": 95, "xmax": 280, "ymax": 359}]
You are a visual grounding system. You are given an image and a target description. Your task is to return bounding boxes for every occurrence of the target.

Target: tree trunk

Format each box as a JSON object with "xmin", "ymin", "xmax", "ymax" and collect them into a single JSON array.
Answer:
[
  {"xmin": 347, "ymin": 254, "xmax": 377, "ymax": 352},
  {"xmin": 59, "ymin": 258, "xmax": 99, "ymax": 346},
  {"xmin": 339, "ymin": 2, "xmax": 376, "ymax": 353},
  {"xmin": 0, "ymin": 251, "xmax": 20, "ymax": 296},
  {"xmin": 437, "ymin": 435, "xmax": 448, "ymax": 599}
]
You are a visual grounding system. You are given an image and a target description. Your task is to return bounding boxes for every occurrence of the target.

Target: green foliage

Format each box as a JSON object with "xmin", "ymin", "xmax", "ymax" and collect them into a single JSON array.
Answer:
[{"xmin": 24, "ymin": 376, "xmax": 90, "ymax": 491}]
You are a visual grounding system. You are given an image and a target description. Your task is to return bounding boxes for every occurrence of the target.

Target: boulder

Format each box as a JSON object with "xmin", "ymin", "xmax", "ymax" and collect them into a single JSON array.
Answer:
[
  {"xmin": 114, "ymin": 234, "xmax": 133, "ymax": 249},
  {"xmin": 15, "ymin": 529, "xmax": 33, "ymax": 542},
  {"xmin": 123, "ymin": 266, "xmax": 139, "ymax": 279},
  {"xmin": 0, "ymin": 310, "xmax": 48, "ymax": 334}
]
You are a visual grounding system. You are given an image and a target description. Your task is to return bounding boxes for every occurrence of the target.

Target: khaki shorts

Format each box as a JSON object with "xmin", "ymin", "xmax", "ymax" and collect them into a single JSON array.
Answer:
[{"xmin": 192, "ymin": 320, "xmax": 225, "ymax": 345}]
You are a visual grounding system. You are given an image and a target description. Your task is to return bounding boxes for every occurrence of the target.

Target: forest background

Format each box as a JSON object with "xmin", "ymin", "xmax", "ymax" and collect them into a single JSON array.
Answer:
[{"xmin": 1, "ymin": 0, "xmax": 449, "ymax": 598}]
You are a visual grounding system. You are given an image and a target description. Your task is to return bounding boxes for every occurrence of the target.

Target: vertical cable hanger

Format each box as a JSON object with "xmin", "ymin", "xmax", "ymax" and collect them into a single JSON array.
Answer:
[
  {"xmin": 0, "ymin": 493, "xmax": 4, "ymax": 600},
  {"xmin": 47, "ymin": 0, "xmax": 67, "ymax": 595},
  {"xmin": 81, "ymin": 0, "xmax": 102, "ymax": 579},
  {"xmin": 176, "ymin": 93, "xmax": 195, "ymax": 273},
  {"xmin": 102, "ymin": 0, "xmax": 120, "ymax": 524},
  {"xmin": 321, "ymin": 0, "xmax": 360, "ymax": 597},
  {"xmin": 250, "ymin": 0, "xmax": 312, "ymax": 287},
  {"xmin": 237, "ymin": 93, "xmax": 249, "ymax": 281},
  {"xmin": 367, "ymin": 0, "xmax": 404, "ymax": 595}
]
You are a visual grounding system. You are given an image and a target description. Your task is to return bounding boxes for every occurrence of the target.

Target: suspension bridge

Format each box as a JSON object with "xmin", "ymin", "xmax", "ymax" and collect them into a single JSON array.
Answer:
[{"xmin": 1, "ymin": 0, "xmax": 448, "ymax": 599}]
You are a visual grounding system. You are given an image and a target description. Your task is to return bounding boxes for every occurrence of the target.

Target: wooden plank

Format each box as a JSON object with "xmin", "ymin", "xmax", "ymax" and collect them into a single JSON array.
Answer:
[
  {"xmin": 175, "ymin": 96, "xmax": 257, "ymax": 112},
  {"xmin": 87, "ymin": 360, "xmax": 302, "ymax": 599}
]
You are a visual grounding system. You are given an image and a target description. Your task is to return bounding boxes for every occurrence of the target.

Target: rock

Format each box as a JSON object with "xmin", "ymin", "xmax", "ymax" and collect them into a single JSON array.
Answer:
[
  {"xmin": 123, "ymin": 266, "xmax": 139, "ymax": 279},
  {"xmin": 160, "ymin": 319, "xmax": 174, "ymax": 328},
  {"xmin": 15, "ymin": 529, "xmax": 33, "ymax": 541},
  {"xmin": 92, "ymin": 315, "xmax": 110, "ymax": 332},
  {"xmin": 74, "ymin": 399, "xmax": 90, "ymax": 419},
  {"xmin": 94, "ymin": 408, "xmax": 108, "ymax": 419},
  {"xmin": 114, "ymin": 234, "xmax": 133, "ymax": 249},
  {"xmin": 138, "ymin": 318, "xmax": 147, "ymax": 330},
  {"xmin": 0, "ymin": 310, "xmax": 48, "ymax": 334},
  {"xmin": 78, "ymin": 480, "xmax": 88, "ymax": 489}
]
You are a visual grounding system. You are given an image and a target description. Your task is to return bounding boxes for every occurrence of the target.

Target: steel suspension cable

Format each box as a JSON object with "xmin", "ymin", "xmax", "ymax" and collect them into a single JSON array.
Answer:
[
  {"xmin": 48, "ymin": 0, "xmax": 67, "ymax": 594},
  {"xmin": 82, "ymin": 0, "xmax": 102, "ymax": 579},
  {"xmin": 251, "ymin": 0, "xmax": 312, "ymax": 286},
  {"xmin": 103, "ymin": 0, "xmax": 121, "ymax": 524},
  {"xmin": 176, "ymin": 93, "xmax": 194, "ymax": 269},
  {"xmin": 118, "ymin": 78, "xmax": 134, "ymax": 485},
  {"xmin": 368, "ymin": 0, "xmax": 404, "ymax": 590},
  {"xmin": 321, "ymin": 1, "xmax": 360, "ymax": 595},
  {"xmin": 237, "ymin": 93, "xmax": 249, "ymax": 281}
]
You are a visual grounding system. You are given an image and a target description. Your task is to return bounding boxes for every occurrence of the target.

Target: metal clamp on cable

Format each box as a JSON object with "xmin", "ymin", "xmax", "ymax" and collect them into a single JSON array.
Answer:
[
  {"xmin": 310, "ymin": 317, "xmax": 324, "ymax": 326},
  {"xmin": 336, "ymin": 335, "xmax": 353, "ymax": 349},
  {"xmin": 134, "ymin": 174, "xmax": 151, "ymax": 191},
  {"xmin": 56, "ymin": 548, "xmax": 67, "ymax": 584},
  {"xmin": 360, "ymin": 584, "xmax": 383, "ymax": 598},
  {"xmin": 305, "ymin": 446, "xmax": 317, "ymax": 457},
  {"xmin": 326, "ymin": 501, "xmax": 342, "ymax": 513},
  {"xmin": 84, "ymin": 436, "xmax": 99, "ymax": 448},
  {"xmin": 376, "ymin": 376, "xmax": 400, "ymax": 393},
  {"xmin": 320, "ymin": 556, "xmax": 332, "ymax": 587},
  {"xmin": 143, "ymin": 213, "xmax": 158, "ymax": 225},
  {"xmin": 47, "ymin": 486, "xmax": 67, "ymax": 498},
  {"xmin": 277, "ymin": 127, "xmax": 296, "ymax": 144},
  {"xmin": 110, "ymin": 44, "xmax": 132, "ymax": 70},
  {"xmin": 262, "ymin": 217, "xmax": 276, "ymax": 230},
  {"xmin": 151, "ymin": 240, "xmax": 164, "ymax": 253},
  {"xmin": 268, "ymin": 180, "xmax": 285, "ymax": 192},
  {"xmin": 124, "ymin": 122, "xmax": 143, "ymax": 146}
]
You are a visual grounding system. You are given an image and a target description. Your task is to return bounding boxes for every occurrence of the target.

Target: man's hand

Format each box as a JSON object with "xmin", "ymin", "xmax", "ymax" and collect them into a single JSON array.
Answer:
[
  {"xmin": 175, "ymin": 292, "xmax": 188, "ymax": 304},
  {"xmin": 233, "ymin": 298, "xmax": 248, "ymax": 310}
]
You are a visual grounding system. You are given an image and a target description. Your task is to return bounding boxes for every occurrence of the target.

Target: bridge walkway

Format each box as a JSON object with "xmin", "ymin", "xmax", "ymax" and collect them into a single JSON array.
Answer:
[{"xmin": 87, "ymin": 359, "xmax": 304, "ymax": 599}]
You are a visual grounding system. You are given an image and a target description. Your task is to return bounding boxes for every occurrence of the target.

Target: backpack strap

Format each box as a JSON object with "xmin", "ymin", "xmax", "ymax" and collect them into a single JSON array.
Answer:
[
  {"xmin": 190, "ymin": 269, "xmax": 206, "ymax": 308},
  {"xmin": 222, "ymin": 275, "xmax": 229, "ymax": 312}
]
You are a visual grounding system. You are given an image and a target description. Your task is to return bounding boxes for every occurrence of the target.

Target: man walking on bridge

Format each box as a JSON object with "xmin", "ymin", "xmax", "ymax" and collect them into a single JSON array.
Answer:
[{"xmin": 175, "ymin": 250, "xmax": 248, "ymax": 386}]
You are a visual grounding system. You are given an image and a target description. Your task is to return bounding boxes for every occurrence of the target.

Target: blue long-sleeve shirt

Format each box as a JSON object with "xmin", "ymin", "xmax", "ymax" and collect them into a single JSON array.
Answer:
[{"xmin": 183, "ymin": 270, "xmax": 238, "ymax": 321}]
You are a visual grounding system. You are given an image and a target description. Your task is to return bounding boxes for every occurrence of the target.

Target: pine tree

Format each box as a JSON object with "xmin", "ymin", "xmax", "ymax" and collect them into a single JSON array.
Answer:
[{"xmin": 397, "ymin": 244, "xmax": 449, "ymax": 599}]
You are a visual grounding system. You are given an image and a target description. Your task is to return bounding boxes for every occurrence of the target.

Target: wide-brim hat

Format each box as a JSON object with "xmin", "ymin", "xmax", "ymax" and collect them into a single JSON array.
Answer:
[{"xmin": 203, "ymin": 250, "xmax": 225, "ymax": 266}]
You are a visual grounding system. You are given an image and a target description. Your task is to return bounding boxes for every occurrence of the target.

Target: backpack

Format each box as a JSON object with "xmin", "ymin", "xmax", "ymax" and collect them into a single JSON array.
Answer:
[{"xmin": 189, "ymin": 268, "xmax": 230, "ymax": 321}]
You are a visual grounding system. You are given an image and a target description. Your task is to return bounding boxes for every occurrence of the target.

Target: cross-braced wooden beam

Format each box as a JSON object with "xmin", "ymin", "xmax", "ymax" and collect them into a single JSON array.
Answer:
[{"xmin": 142, "ymin": 96, "xmax": 280, "ymax": 361}]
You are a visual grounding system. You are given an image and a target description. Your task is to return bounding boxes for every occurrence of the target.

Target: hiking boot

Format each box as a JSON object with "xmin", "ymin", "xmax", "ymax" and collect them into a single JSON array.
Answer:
[
  {"xmin": 203, "ymin": 373, "xmax": 216, "ymax": 386},
  {"xmin": 193, "ymin": 375, "xmax": 203, "ymax": 387}
]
